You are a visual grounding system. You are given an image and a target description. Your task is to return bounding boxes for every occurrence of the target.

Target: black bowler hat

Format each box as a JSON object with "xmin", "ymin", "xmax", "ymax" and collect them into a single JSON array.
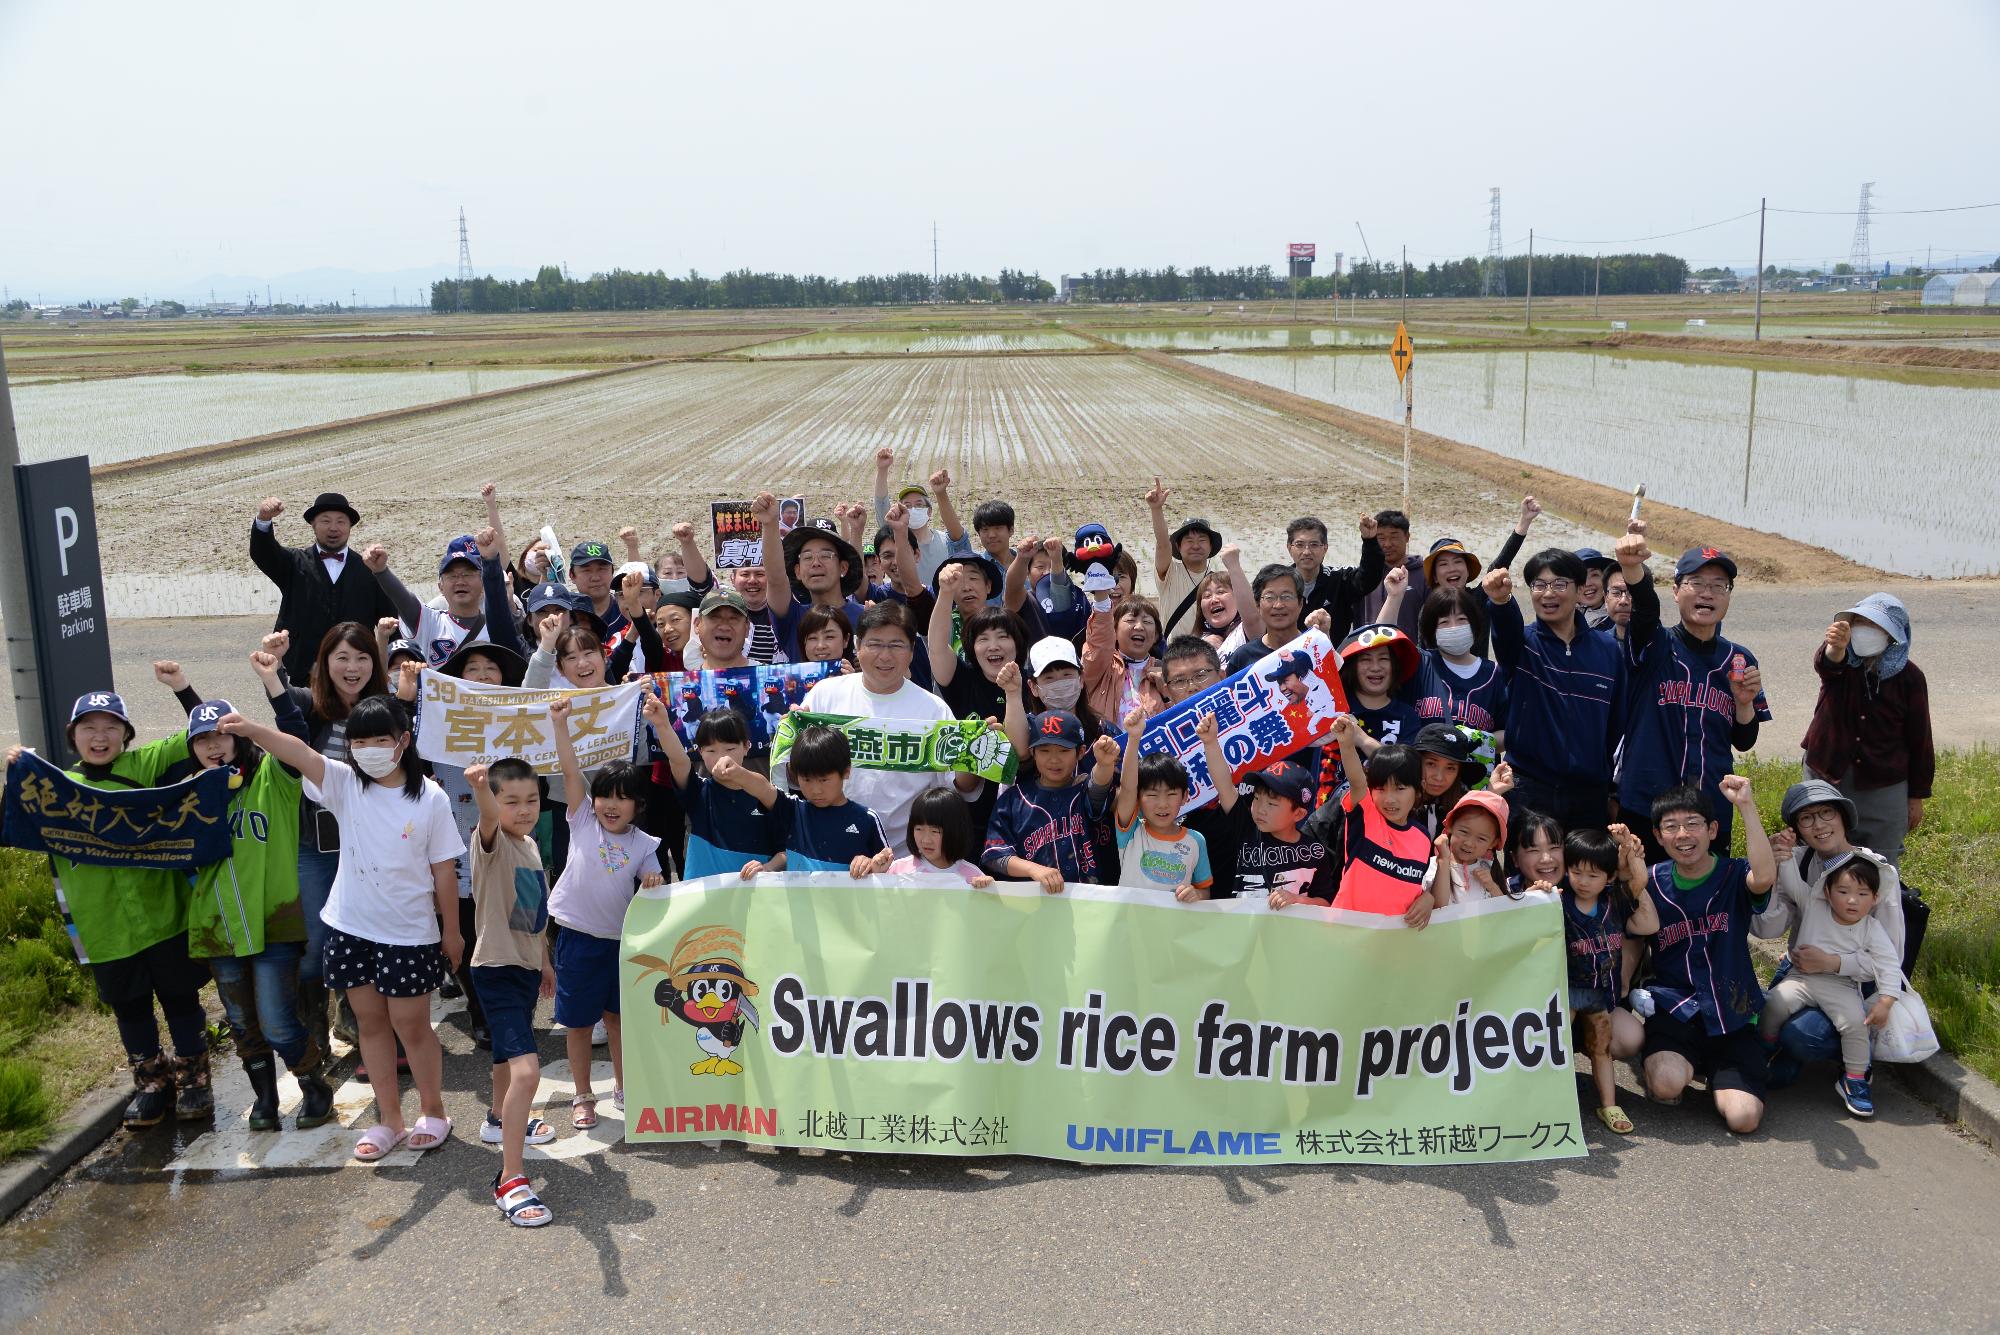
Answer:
[{"xmin": 304, "ymin": 492, "xmax": 361, "ymax": 525}]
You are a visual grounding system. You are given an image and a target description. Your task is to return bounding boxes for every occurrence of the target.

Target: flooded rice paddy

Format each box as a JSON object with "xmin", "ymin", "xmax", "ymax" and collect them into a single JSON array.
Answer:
[
  {"xmin": 1087, "ymin": 326, "xmax": 1446, "ymax": 350},
  {"xmin": 735, "ymin": 329, "xmax": 1090, "ymax": 356},
  {"xmin": 10, "ymin": 366, "xmax": 574, "ymax": 465},
  {"xmin": 1191, "ymin": 348, "xmax": 2000, "ymax": 578}
]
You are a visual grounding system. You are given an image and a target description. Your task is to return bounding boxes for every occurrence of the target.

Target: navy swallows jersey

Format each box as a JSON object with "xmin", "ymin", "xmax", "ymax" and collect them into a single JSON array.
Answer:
[
  {"xmin": 1488, "ymin": 596, "xmax": 1625, "ymax": 785},
  {"xmin": 1645, "ymin": 857, "xmax": 1763, "ymax": 1035},
  {"xmin": 1407, "ymin": 652, "xmax": 1510, "ymax": 735},
  {"xmin": 1618, "ymin": 624, "xmax": 1770, "ymax": 821}
]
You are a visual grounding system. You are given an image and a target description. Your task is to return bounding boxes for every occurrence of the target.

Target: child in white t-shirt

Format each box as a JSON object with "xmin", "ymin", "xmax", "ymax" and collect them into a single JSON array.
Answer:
[
  {"xmin": 547, "ymin": 697, "xmax": 664, "ymax": 1131},
  {"xmin": 222, "ymin": 697, "xmax": 464, "ymax": 1163},
  {"xmin": 1112, "ymin": 706, "xmax": 1211, "ymax": 901}
]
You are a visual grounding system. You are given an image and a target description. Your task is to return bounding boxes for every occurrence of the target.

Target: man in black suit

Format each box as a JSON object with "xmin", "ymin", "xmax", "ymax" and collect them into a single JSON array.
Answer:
[{"xmin": 249, "ymin": 492, "xmax": 398, "ymax": 682}]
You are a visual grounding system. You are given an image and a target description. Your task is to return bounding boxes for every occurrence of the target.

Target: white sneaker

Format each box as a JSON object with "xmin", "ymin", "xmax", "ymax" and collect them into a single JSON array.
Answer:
[
  {"xmin": 481, "ymin": 1115, "xmax": 557, "ymax": 1145},
  {"xmin": 591, "ymin": 1020, "xmax": 608, "ymax": 1045}
]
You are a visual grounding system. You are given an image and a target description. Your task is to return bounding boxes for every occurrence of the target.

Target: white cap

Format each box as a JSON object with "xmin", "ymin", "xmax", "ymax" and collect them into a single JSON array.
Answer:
[{"xmin": 1028, "ymin": 636, "xmax": 1080, "ymax": 677}]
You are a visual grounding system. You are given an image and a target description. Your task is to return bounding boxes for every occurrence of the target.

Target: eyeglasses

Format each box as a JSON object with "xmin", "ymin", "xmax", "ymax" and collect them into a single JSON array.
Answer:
[
  {"xmin": 1681, "ymin": 580, "xmax": 1733, "ymax": 596},
  {"xmin": 1166, "ymin": 667, "xmax": 1218, "ymax": 692},
  {"xmin": 1529, "ymin": 579, "xmax": 1574, "ymax": 595},
  {"xmin": 1259, "ymin": 591, "xmax": 1300, "ymax": 605},
  {"xmin": 858, "ymin": 639, "xmax": 910, "ymax": 655},
  {"xmin": 1796, "ymin": 808, "xmax": 1843, "ymax": 826},
  {"xmin": 1657, "ymin": 819, "xmax": 1709, "ymax": 835}
]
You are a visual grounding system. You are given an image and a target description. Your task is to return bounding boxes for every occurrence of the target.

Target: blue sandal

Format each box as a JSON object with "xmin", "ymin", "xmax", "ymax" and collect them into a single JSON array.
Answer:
[{"xmin": 494, "ymin": 1172, "xmax": 552, "ymax": 1227}]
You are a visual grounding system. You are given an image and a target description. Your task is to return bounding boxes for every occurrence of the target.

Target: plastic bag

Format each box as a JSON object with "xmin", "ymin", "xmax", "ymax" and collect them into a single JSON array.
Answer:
[{"xmin": 1873, "ymin": 978, "xmax": 1939, "ymax": 1064}]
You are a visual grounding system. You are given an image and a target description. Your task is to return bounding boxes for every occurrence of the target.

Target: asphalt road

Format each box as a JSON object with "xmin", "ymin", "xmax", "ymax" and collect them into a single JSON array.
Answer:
[
  {"xmin": 0, "ymin": 1011, "xmax": 1996, "ymax": 1331},
  {"xmin": 6, "ymin": 581, "xmax": 1995, "ymax": 754}
]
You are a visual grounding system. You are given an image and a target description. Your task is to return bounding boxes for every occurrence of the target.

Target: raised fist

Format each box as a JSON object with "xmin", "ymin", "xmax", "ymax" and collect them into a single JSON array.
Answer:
[
  {"xmin": 256, "ymin": 497, "xmax": 284, "ymax": 523},
  {"xmin": 361, "ymin": 544, "xmax": 388, "ymax": 573},
  {"xmin": 1481, "ymin": 566, "xmax": 1514, "ymax": 604},
  {"xmin": 1615, "ymin": 530, "xmax": 1651, "ymax": 569},
  {"xmin": 928, "ymin": 467, "xmax": 952, "ymax": 491}
]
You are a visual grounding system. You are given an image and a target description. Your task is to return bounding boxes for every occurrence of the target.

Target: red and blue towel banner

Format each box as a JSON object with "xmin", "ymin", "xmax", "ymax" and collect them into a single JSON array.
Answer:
[
  {"xmin": 1133, "ymin": 631, "xmax": 1348, "ymax": 814},
  {"xmin": 2, "ymin": 749, "xmax": 236, "ymax": 869}
]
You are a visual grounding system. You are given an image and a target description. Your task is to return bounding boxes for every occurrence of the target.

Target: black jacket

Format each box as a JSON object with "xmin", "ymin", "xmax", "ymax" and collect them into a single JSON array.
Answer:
[{"xmin": 250, "ymin": 521, "xmax": 398, "ymax": 682}]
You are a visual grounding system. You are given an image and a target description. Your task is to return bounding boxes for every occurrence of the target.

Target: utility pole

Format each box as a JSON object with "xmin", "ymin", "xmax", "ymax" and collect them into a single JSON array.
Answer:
[
  {"xmin": 931, "ymin": 221, "xmax": 940, "ymax": 303},
  {"xmin": 0, "ymin": 337, "xmax": 44, "ymax": 751},
  {"xmin": 1593, "ymin": 253, "xmax": 1601, "ymax": 318},
  {"xmin": 1753, "ymin": 197, "xmax": 1767, "ymax": 342},
  {"xmin": 1524, "ymin": 230, "xmax": 1534, "ymax": 330},
  {"xmin": 1399, "ymin": 244, "xmax": 1407, "ymax": 323}
]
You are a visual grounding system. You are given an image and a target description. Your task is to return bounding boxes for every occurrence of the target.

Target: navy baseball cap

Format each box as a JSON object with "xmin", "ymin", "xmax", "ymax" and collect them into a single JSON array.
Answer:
[
  {"xmin": 1242, "ymin": 761, "xmax": 1313, "ymax": 808},
  {"xmin": 437, "ymin": 534, "xmax": 480, "ymax": 575},
  {"xmin": 187, "ymin": 699, "xmax": 235, "ymax": 738},
  {"xmin": 1573, "ymin": 547, "xmax": 1619, "ymax": 575},
  {"xmin": 69, "ymin": 691, "xmax": 129, "ymax": 727},
  {"xmin": 1027, "ymin": 710, "xmax": 1085, "ymax": 750},
  {"xmin": 526, "ymin": 581, "xmax": 571, "ymax": 613},
  {"xmin": 1263, "ymin": 649, "xmax": 1313, "ymax": 683},
  {"xmin": 386, "ymin": 638, "xmax": 425, "ymax": 664},
  {"xmin": 1674, "ymin": 545, "xmax": 1738, "ymax": 583},
  {"xmin": 570, "ymin": 540, "xmax": 614, "ymax": 568}
]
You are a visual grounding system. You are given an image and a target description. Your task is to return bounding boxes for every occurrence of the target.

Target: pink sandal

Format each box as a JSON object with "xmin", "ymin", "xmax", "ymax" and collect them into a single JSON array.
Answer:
[
  {"xmin": 353, "ymin": 1124, "xmax": 409, "ymax": 1162},
  {"xmin": 407, "ymin": 1115, "xmax": 452, "ymax": 1153}
]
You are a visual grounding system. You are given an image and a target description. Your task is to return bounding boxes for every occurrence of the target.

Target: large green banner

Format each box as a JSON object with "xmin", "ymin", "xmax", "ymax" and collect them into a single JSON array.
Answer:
[{"xmin": 620, "ymin": 876, "xmax": 1587, "ymax": 1166}]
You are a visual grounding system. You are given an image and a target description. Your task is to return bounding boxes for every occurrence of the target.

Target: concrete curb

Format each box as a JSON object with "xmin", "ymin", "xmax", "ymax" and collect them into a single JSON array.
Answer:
[
  {"xmin": 0, "ymin": 1085, "xmax": 127, "ymax": 1224},
  {"xmin": 1892, "ymin": 1050, "xmax": 2000, "ymax": 1151}
]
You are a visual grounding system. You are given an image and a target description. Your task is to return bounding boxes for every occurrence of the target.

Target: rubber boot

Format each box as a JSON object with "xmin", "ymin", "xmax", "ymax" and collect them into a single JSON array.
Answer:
[
  {"xmin": 172, "ymin": 1049, "xmax": 215, "ymax": 1121},
  {"xmin": 293, "ymin": 1061, "xmax": 336, "ymax": 1130},
  {"xmin": 123, "ymin": 1053, "xmax": 175, "ymax": 1130},
  {"xmin": 243, "ymin": 1054, "xmax": 281, "ymax": 1131}
]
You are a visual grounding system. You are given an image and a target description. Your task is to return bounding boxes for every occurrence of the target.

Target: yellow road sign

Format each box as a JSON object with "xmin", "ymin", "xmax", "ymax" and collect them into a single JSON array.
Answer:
[{"xmin": 1389, "ymin": 323, "xmax": 1413, "ymax": 384}]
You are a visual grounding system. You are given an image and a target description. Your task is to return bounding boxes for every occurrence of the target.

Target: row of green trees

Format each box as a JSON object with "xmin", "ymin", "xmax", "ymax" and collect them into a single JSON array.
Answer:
[{"xmin": 430, "ymin": 252, "xmax": 1690, "ymax": 313}]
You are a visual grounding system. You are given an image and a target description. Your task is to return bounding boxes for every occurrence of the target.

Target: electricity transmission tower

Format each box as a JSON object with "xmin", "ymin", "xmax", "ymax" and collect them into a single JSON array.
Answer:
[
  {"xmin": 456, "ymin": 207, "xmax": 474, "ymax": 312},
  {"xmin": 1848, "ymin": 182, "xmax": 1873, "ymax": 283},
  {"xmin": 1483, "ymin": 188, "xmax": 1505, "ymax": 298}
]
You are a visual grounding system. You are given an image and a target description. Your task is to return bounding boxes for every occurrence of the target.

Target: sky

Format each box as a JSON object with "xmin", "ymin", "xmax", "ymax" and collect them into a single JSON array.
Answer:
[{"xmin": 4, "ymin": 0, "xmax": 1996, "ymax": 303}]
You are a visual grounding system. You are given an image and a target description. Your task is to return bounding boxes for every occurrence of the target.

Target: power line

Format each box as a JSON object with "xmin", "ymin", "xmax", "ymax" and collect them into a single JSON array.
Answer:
[
  {"xmin": 1769, "ymin": 200, "xmax": 2000, "ymax": 216},
  {"xmin": 1535, "ymin": 209, "xmax": 1760, "ymax": 246}
]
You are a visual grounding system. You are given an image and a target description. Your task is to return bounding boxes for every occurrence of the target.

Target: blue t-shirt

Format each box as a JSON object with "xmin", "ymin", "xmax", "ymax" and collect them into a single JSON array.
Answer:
[
  {"xmin": 982, "ymin": 778, "xmax": 1112, "ymax": 883},
  {"xmin": 1407, "ymin": 651, "xmax": 1510, "ymax": 736},
  {"xmin": 679, "ymin": 771, "xmax": 786, "ymax": 879},
  {"xmin": 1645, "ymin": 856, "xmax": 1763, "ymax": 1036},
  {"xmin": 780, "ymin": 795, "xmax": 888, "ymax": 873}
]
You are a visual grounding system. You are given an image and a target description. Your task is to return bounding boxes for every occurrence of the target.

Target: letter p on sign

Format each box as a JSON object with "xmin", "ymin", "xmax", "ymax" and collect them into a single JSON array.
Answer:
[{"xmin": 54, "ymin": 506, "xmax": 77, "ymax": 578}]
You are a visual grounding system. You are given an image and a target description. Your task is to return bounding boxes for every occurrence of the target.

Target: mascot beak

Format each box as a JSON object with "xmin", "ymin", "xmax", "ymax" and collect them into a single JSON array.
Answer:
[{"xmin": 696, "ymin": 995, "xmax": 724, "ymax": 1016}]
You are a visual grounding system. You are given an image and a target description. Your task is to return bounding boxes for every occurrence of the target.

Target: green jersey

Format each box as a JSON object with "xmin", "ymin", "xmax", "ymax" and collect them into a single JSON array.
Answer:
[
  {"xmin": 53, "ymin": 732, "xmax": 194, "ymax": 964},
  {"xmin": 187, "ymin": 757, "xmax": 304, "ymax": 959}
]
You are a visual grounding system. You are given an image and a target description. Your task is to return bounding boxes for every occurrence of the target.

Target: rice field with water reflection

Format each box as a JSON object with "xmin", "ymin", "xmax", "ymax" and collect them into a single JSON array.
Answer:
[
  {"xmin": 736, "ymin": 329, "xmax": 1089, "ymax": 356},
  {"xmin": 10, "ymin": 366, "xmax": 574, "ymax": 465},
  {"xmin": 1088, "ymin": 326, "xmax": 1445, "ymax": 351},
  {"xmin": 1191, "ymin": 349, "xmax": 2000, "ymax": 578}
]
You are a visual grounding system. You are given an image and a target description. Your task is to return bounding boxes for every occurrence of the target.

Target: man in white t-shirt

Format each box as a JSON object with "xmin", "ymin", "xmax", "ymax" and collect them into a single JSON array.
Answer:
[
  {"xmin": 378, "ymin": 534, "xmax": 497, "ymax": 667},
  {"xmin": 774, "ymin": 601, "xmax": 979, "ymax": 850}
]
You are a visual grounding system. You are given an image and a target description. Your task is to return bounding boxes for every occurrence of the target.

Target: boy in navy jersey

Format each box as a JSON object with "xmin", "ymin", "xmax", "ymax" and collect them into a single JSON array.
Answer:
[
  {"xmin": 1640, "ymin": 778, "xmax": 1777, "ymax": 1134},
  {"xmin": 983, "ymin": 711, "xmax": 1115, "ymax": 891},
  {"xmin": 737, "ymin": 725, "xmax": 893, "ymax": 878},
  {"xmin": 1614, "ymin": 532, "xmax": 1770, "ymax": 860}
]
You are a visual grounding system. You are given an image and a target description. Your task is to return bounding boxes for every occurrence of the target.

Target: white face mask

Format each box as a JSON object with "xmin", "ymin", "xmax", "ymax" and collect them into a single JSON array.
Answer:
[
  {"xmin": 1037, "ymin": 677, "xmax": 1084, "ymax": 711},
  {"xmin": 352, "ymin": 743, "xmax": 402, "ymax": 779},
  {"xmin": 905, "ymin": 506, "xmax": 931, "ymax": 531},
  {"xmin": 1434, "ymin": 624, "xmax": 1477, "ymax": 656},
  {"xmin": 1582, "ymin": 606, "xmax": 1611, "ymax": 630},
  {"xmin": 1848, "ymin": 623, "xmax": 1891, "ymax": 658}
]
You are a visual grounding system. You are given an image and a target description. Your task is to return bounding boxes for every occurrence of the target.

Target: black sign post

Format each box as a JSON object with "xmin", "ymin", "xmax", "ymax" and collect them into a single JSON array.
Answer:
[{"xmin": 13, "ymin": 457, "xmax": 114, "ymax": 765}]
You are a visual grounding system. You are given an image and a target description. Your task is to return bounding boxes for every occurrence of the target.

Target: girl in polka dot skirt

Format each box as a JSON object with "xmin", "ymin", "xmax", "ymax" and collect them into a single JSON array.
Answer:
[{"xmin": 223, "ymin": 696, "xmax": 465, "ymax": 1162}]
